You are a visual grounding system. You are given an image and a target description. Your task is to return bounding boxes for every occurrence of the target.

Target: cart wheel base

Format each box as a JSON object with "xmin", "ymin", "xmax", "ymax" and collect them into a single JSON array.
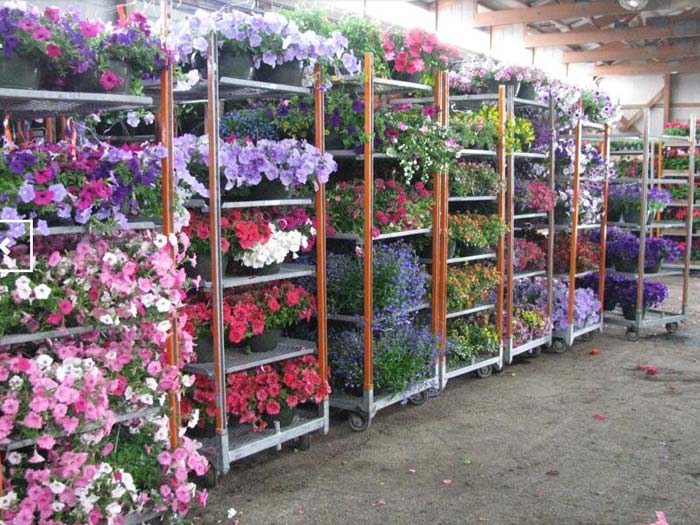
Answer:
[
  {"xmin": 579, "ymin": 331, "xmax": 595, "ymax": 343},
  {"xmin": 408, "ymin": 391, "xmax": 427, "ymax": 406},
  {"xmin": 348, "ymin": 412, "xmax": 370, "ymax": 432},
  {"xmin": 665, "ymin": 322, "xmax": 679, "ymax": 334},
  {"xmin": 625, "ymin": 327, "xmax": 640, "ymax": 342},
  {"xmin": 492, "ymin": 362, "xmax": 504, "ymax": 374},
  {"xmin": 552, "ymin": 339, "xmax": 569, "ymax": 353},
  {"xmin": 476, "ymin": 365, "xmax": 493, "ymax": 379},
  {"xmin": 527, "ymin": 345, "xmax": 542, "ymax": 357},
  {"xmin": 294, "ymin": 434, "xmax": 311, "ymax": 451}
]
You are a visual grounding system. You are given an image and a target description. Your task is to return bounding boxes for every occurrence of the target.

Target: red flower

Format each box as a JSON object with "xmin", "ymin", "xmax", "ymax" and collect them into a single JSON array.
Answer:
[
  {"xmin": 46, "ymin": 44, "xmax": 61, "ymax": 58},
  {"xmin": 268, "ymin": 298, "xmax": 280, "ymax": 312},
  {"xmin": 195, "ymin": 222, "xmax": 209, "ymax": 240},
  {"xmin": 99, "ymin": 71, "xmax": 123, "ymax": 91},
  {"xmin": 228, "ymin": 319, "xmax": 247, "ymax": 343},
  {"xmin": 33, "ymin": 190, "xmax": 54, "ymax": 206},
  {"xmin": 395, "ymin": 52, "xmax": 409, "ymax": 72},
  {"xmin": 285, "ymin": 395, "xmax": 299, "ymax": 408},
  {"xmin": 265, "ymin": 400, "xmax": 280, "ymax": 415},
  {"xmin": 285, "ymin": 288, "xmax": 301, "ymax": 307}
]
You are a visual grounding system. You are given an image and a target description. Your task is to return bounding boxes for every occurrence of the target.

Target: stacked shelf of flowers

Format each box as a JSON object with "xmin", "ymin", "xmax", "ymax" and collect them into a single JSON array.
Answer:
[
  {"xmin": 603, "ymin": 113, "xmax": 695, "ymax": 340},
  {"xmin": 165, "ymin": 9, "xmax": 361, "ymax": 474},
  {"xmin": 320, "ymin": 30, "xmax": 458, "ymax": 431},
  {"xmin": 0, "ymin": 4, "xmax": 209, "ymax": 523}
]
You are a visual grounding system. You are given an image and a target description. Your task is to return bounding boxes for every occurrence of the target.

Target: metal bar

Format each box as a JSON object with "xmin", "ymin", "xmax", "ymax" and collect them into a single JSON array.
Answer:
[
  {"xmin": 206, "ymin": 33, "xmax": 229, "ymax": 474},
  {"xmin": 683, "ymin": 114, "xmax": 696, "ymax": 313},
  {"xmin": 598, "ymin": 124, "xmax": 610, "ymax": 317},
  {"xmin": 314, "ymin": 65, "xmax": 329, "ymax": 390},
  {"xmin": 362, "ymin": 52, "xmax": 374, "ymax": 394},
  {"xmin": 440, "ymin": 70, "xmax": 450, "ymax": 360},
  {"xmin": 568, "ymin": 117, "xmax": 583, "ymax": 326},
  {"xmin": 546, "ymin": 95, "xmax": 555, "ymax": 323},
  {"xmin": 636, "ymin": 111, "xmax": 650, "ymax": 320},
  {"xmin": 160, "ymin": 0, "xmax": 180, "ymax": 450},
  {"xmin": 431, "ymin": 70, "xmax": 442, "ymax": 357},
  {"xmin": 501, "ymin": 85, "xmax": 512, "ymax": 355},
  {"xmin": 656, "ymin": 141, "xmax": 663, "ymax": 238}
]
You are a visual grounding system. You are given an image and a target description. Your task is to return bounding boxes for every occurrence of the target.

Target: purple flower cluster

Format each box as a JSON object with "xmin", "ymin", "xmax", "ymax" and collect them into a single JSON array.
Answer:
[
  {"xmin": 610, "ymin": 183, "xmax": 672, "ymax": 216},
  {"xmin": 604, "ymin": 227, "xmax": 682, "ymax": 270},
  {"xmin": 170, "ymin": 9, "xmax": 360, "ymax": 90},
  {"xmin": 580, "ymin": 273, "xmax": 667, "ymax": 311},
  {"xmin": 172, "ymin": 134, "xmax": 337, "ymax": 199},
  {"xmin": 326, "ymin": 241, "xmax": 429, "ymax": 326},
  {"xmin": 551, "ymin": 281, "xmax": 601, "ymax": 332}
]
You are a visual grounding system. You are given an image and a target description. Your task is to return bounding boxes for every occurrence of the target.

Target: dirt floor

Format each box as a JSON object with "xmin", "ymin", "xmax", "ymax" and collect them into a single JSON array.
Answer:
[{"xmin": 192, "ymin": 277, "xmax": 700, "ymax": 525}]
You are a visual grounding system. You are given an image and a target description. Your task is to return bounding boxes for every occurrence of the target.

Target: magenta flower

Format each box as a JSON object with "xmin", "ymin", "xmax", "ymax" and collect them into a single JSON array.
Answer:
[
  {"xmin": 99, "ymin": 70, "xmax": 123, "ymax": 91},
  {"xmin": 43, "ymin": 6, "xmax": 61, "ymax": 22},
  {"xmin": 79, "ymin": 21, "xmax": 102, "ymax": 38},
  {"xmin": 45, "ymin": 43, "xmax": 61, "ymax": 58},
  {"xmin": 33, "ymin": 190, "xmax": 54, "ymax": 206},
  {"xmin": 32, "ymin": 27, "xmax": 52, "ymax": 41}
]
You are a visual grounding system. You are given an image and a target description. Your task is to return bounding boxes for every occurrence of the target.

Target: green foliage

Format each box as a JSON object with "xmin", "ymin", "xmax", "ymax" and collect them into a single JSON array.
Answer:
[
  {"xmin": 447, "ymin": 316, "xmax": 499, "ymax": 366},
  {"xmin": 104, "ymin": 426, "xmax": 162, "ymax": 491},
  {"xmin": 449, "ymin": 162, "xmax": 502, "ymax": 197}
]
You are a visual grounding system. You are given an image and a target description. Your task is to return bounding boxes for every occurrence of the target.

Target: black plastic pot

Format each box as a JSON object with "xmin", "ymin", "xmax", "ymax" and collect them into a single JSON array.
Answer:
[
  {"xmin": 251, "ymin": 178, "xmax": 292, "ymax": 200},
  {"xmin": 263, "ymin": 404, "xmax": 295, "ymax": 427},
  {"xmin": 517, "ymin": 83, "xmax": 537, "ymax": 100},
  {"xmin": 256, "ymin": 60, "xmax": 304, "ymax": 86},
  {"xmin": 613, "ymin": 259, "xmax": 637, "ymax": 273},
  {"xmin": 459, "ymin": 243, "xmax": 490, "ymax": 257},
  {"xmin": 622, "ymin": 304, "xmax": 647, "ymax": 321},
  {"xmin": 554, "ymin": 203, "xmax": 569, "ymax": 225},
  {"xmin": 0, "ymin": 54, "xmax": 40, "ymax": 89},
  {"xmin": 219, "ymin": 53, "xmax": 255, "ymax": 80},
  {"xmin": 645, "ymin": 258, "xmax": 664, "ymax": 274},
  {"xmin": 186, "ymin": 252, "xmax": 230, "ymax": 280},
  {"xmin": 75, "ymin": 60, "xmax": 131, "ymax": 94},
  {"xmin": 607, "ymin": 206, "xmax": 622, "ymax": 222},
  {"xmin": 392, "ymin": 70, "xmax": 424, "ymax": 84},
  {"xmin": 194, "ymin": 334, "xmax": 215, "ymax": 363},
  {"xmin": 227, "ymin": 259, "xmax": 281, "ymax": 277},
  {"xmin": 249, "ymin": 327, "xmax": 282, "ymax": 353}
]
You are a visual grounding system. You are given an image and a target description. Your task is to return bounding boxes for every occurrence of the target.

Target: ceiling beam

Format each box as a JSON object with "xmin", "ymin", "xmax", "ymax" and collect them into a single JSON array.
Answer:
[
  {"xmin": 475, "ymin": 0, "xmax": 691, "ymax": 28},
  {"xmin": 594, "ymin": 59, "xmax": 700, "ymax": 76},
  {"xmin": 525, "ymin": 18, "xmax": 700, "ymax": 47},
  {"xmin": 563, "ymin": 45, "xmax": 700, "ymax": 63}
]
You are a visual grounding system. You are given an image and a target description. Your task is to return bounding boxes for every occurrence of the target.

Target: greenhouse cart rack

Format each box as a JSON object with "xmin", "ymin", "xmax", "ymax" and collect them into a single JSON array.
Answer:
[
  {"xmin": 0, "ymin": 4, "xmax": 179, "ymax": 522},
  {"xmin": 503, "ymin": 86, "xmax": 557, "ymax": 363},
  {"xmin": 551, "ymin": 118, "xmax": 610, "ymax": 352},
  {"xmin": 605, "ymin": 111, "xmax": 696, "ymax": 341},
  {"xmin": 167, "ymin": 36, "xmax": 330, "ymax": 476},
  {"xmin": 326, "ymin": 54, "xmax": 442, "ymax": 433},
  {"xmin": 427, "ymin": 87, "xmax": 509, "ymax": 386}
]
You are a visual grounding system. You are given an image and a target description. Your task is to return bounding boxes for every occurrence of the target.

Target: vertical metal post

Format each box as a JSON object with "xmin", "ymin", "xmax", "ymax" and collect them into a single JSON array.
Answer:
[
  {"xmin": 682, "ymin": 115, "xmax": 696, "ymax": 313},
  {"xmin": 500, "ymin": 85, "xmax": 512, "ymax": 361},
  {"xmin": 598, "ymin": 124, "xmax": 610, "ymax": 325},
  {"xmin": 432, "ymin": 70, "xmax": 445, "ymax": 386},
  {"xmin": 313, "ymin": 64, "xmax": 329, "ymax": 431},
  {"xmin": 206, "ymin": 33, "xmax": 229, "ymax": 474},
  {"xmin": 636, "ymin": 110, "xmax": 650, "ymax": 320},
  {"xmin": 568, "ymin": 117, "xmax": 582, "ymax": 340},
  {"xmin": 440, "ymin": 71, "xmax": 449, "ymax": 348},
  {"xmin": 546, "ymin": 96, "xmax": 555, "ymax": 326},
  {"xmin": 655, "ymin": 141, "xmax": 663, "ymax": 238},
  {"xmin": 160, "ymin": 0, "xmax": 180, "ymax": 448},
  {"xmin": 362, "ymin": 52, "xmax": 374, "ymax": 409}
]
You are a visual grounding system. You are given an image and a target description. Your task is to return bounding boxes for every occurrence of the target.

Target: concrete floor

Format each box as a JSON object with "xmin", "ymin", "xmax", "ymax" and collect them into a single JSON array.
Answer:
[{"xmin": 193, "ymin": 277, "xmax": 700, "ymax": 525}]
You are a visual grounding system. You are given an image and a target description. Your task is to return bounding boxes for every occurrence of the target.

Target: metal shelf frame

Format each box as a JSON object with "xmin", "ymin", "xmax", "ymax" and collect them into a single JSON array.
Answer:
[
  {"xmin": 504, "ymin": 85, "xmax": 557, "ymax": 363},
  {"xmin": 200, "ymin": 35, "xmax": 329, "ymax": 474},
  {"xmin": 608, "ymin": 111, "xmax": 695, "ymax": 339},
  {"xmin": 327, "ymin": 54, "xmax": 443, "ymax": 428}
]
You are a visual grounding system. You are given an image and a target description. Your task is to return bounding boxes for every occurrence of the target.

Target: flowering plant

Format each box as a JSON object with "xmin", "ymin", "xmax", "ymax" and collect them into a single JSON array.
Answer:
[
  {"xmin": 609, "ymin": 183, "xmax": 672, "ymax": 218},
  {"xmin": 0, "ymin": 232, "xmax": 186, "ymax": 336},
  {"xmin": 662, "ymin": 146, "xmax": 700, "ymax": 171},
  {"xmin": 170, "ymin": 9, "xmax": 360, "ymax": 90},
  {"xmin": 452, "ymin": 104, "xmax": 534, "ymax": 152},
  {"xmin": 184, "ymin": 355, "xmax": 329, "ymax": 431},
  {"xmin": 616, "ymin": 278, "xmax": 668, "ymax": 312},
  {"xmin": 581, "ymin": 87, "xmax": 621, "ymax": 125},
  {"xmin": 604, "ymin": 226, "xmax": 682, "ymax": 271},
  {"xmin": 172, "ymin": 134, "xmax": 337, "ymax": 200},
  {"xmin": 551, "ymin": 231, "xmax": 600, "ymax": 274},
  {"xmin": 447, "ymin": 315, "xmax": 499, "ymax": 366},
  {"xmin": 551, "ymin": 281, "xmax": 601, "ymax": 331},
  {"xmin": 512, "ymin": 307, "xmax": 550, "ymax": 346},
  {"xmin": 449, "ymin": 60, "xmax": 546, "ymax": 94},
  {"xmin": 447, "ymin": 263, "xmax": 500, "ymax": 311},
  {"xmin": 327, "ymin": 241, "xmax": 428, "ymax": 323},
  {"xmin": 329, "ymin": 322, "xmax": 440, "ymax": 395},
  {"xmin": 513, "ymin": 238, "xmax": 545, "ymax": 272},
  {"xmin": 449, "ymin": 212, "xmax": 507, "ymax": 250},
  {"xmin": 557, "ymin": 182, "xmax": 604, "ymax": 224},
  {"xmin": 515, "ymin": 180, "xmax": 557, "ymax": 212},
  {"xmin": 450, "ymin": 161, "xmax": 502, "ymax": 197},
  {"xmin": 384, "ymin": 103, "xmax": 460, "ymax": 184},
  {"xmin": 382, "ymin": 28, "xmax": 458, "ymax": 80},
  {"xmin": 327, "ymin": 178, "xmax": 432, "ymax": 236},
  {"xmin": 663, "ymin": 121, "xmax": 700, "ymax": 137},
  {"xmin": 0, "ymin": 140, "xmax": 166, "ymax": 241}
]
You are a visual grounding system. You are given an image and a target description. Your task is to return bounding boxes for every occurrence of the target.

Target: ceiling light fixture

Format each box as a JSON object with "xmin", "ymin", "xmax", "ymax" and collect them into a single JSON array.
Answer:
[{"xmin": 619, "ymin": 0, "xmax": 649, "ymax": 10}]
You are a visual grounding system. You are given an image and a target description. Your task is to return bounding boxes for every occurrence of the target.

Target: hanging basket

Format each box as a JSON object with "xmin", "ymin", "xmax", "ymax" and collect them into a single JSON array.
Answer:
[
  {"xmin": 255, "ymin": 60, "xmax": 304, "ymax": 86},
  {"xmin": 75, "ymin": 60, "xmax": 131, "ymax": 94},
  {"xmin": 607, "ymin": 206, "xmax": 622, "ymax": 223},
  {"xmin": 517, "ymin": 83, "xmax": 538, "ymax": 100},
  {"xmin": 0, "ymin": 54, "xmax": 40, "ymax": 90}
]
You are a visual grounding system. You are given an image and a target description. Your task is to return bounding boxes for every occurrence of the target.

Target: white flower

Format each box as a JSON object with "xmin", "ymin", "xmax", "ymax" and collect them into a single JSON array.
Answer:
[
  {"xmin": 120, "ymin": 471, "xmax": 137, "ymax": 493},
  {"xmin": 156, "ymin": 320, "xmax": 171, "ymax": 333},
  {"xmin": 52, "ymin": 501, "xmax": 65, "ymax": 512},
  {"xmin": 153, "ymin": 234, "xmax": 168, "ymax": 248},
  {"xmin": 141, "ymin": 293, "xmax": 156, "ymax": 308},
  {"xmin": 99, "ymin": 314, "xmax": 114, "ymax": 325},
  {"xmin": 33, "ymin": 284, "xmax": 51, "ymax": 300},
  {"xmin": 48, "ymin": 481, "xmax": 66, "ymax": 495},
  {"xmin": 187, "ymin": 408, "xmax": 200, "ymax": 428},
  {"xmin": 155, "ymin": 297, "xmax": 172, "ymax": 313},
  {"xmin": 102, "ymin": 252, "xmax": 118, "ymax": 266},
  {"xmin": 0, "ymin": 491, "xmax": 18, "ymax": 510},
  {"xmin": 111, "ymin": 486, "xmax": 126, "ymax": 499},
  {"xmin": 124, "ymin": 386, "xmax": 134, "ymax": 401},
  {"xmin": 8, "ymin": 376, "xmax": 23, "ymax": 390},
  {"xmin": 140, "ymin": 394, "xmax": 154, "ymax": 405},
  {"xmin": 35, "ymin": 354, "xmax": 54, "ymax": 371},
  {"xmin": 145, "ymin": 377, "xmax": 158, "ymax": 391},
  {"xmin": 14, "ymin": 276, "xmax": 30, "ymax": 290},
  {"xmin": 227, "ymin": 508, "xmax": 238, "ymax": 519},
  {"xmin": 126, "ymin": 111, "xmax": 140, "ymax": 128},
  {"xmin": 182, "ymin": 374, "xmax": 195, "ymax": 388},
  {"xmin": 6, "ymin": 451, "xmax": 22, "ymax": 465},
  {"xmin": 143, "ymin": 111, "xmax": 155, "ymax": 125}
]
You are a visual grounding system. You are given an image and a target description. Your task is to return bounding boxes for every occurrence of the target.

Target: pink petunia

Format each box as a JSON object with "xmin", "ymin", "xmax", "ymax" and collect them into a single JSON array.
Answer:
[
  {"xmin": 79, "ymin": 21, "xmax": 102, "ymax": 38},
  {"xmin": 36, "ymin": 434, "xmax": 56, "ymax": 450},
  {"xmin": 22, "ymin": 412, "xmax": 43, "ymax": 429},
  {"xmin": 43, "ymin": 6, "xmax": 60, "ymax": 22},
  {"xmin": 99, "ymin": 70, "xmax": 123, "ymax": 91},
  {"xmin": 58, "ymin": 299, "xmax": 73, "ymax": 315},
  {"xmin": 33, "ymin": 27, "xmax": 52, "ymax": 41},
  {"xmin": 33, "ymin": 190, "xmax": 54, "ymax": 206},
  {"xmin": 46, "ymin": 43, "xmax": 61, "ymax": 58}
]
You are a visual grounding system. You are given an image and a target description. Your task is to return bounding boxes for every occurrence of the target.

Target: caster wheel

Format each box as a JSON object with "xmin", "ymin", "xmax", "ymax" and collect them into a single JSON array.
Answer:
[
  {"xmin": 665, "ymin": 322, "xmax": 679, "ymax": 334},
  {"xmin": 579, "ymin": 331, "xmax": 595, "ymax": 343},
  {"xmin": 348, "ymin": 412, "xmax": 370, "ymax": 432},
  {"xmin": 552, "ymin": 339, "xmax": 568, "ymax": 354},
  {"xmin": 476, "ymin": 365, "xmax": 493, "ymax": 378},
  {"xmin": 528, "ymin": 346, "xmax": 542, "ymax": 357},
  {"xmin": 294, "ymin": 435, "xmax": 311, "ymax": 451},
  {"xmin": 198, "ymin": 460, "xmax": 219, "ymax": 489},
  {"xmin": 625, "ymin": 328, "xmax": 640, "ymax": 342},
  {"xmin": 408, "ymin": 391, "xmax": 427, "ymax": 406},
  {"xmin": 492, "ymin": 362, "xmax": 504, "ymax": 374}
]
